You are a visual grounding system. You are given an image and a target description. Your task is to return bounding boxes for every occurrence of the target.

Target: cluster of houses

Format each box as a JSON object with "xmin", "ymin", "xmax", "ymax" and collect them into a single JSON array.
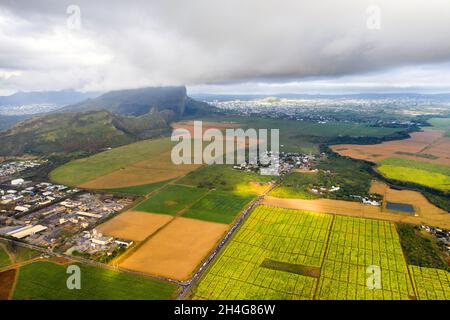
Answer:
[
  {"xmin": 310, "ymin": 185, "xmax": 341, "ymax": 194},
  {"xmin": 0, "ymin": 180, "xmax": 134, "ymax": 253},
  {"xmin": 232, "ymin": 151, "xmax": 318, "ymax": 176},
  {"xmin": 350, "ymin": 195, "xmax": 382, "ymax": 206},
  {"xmin": 0, "ymin": 158, "xmax": 136, "ymax": 262},
  {"xmin": 0, "ymin": 180, "xmax": 79, "ymax": 215},
  {"xmin": 0, "ymin": 160, "xmax": 44, "ymax": 178},
  {"xmin": 422, "ymin": 225, "xmax": 450, "ymax": 253}
]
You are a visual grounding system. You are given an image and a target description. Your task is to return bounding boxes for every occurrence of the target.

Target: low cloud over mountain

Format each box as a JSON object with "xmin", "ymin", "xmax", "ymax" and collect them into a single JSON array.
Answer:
[{"xmin": 1, "ymin": 0, "xmax": 450, "ymax": 94}]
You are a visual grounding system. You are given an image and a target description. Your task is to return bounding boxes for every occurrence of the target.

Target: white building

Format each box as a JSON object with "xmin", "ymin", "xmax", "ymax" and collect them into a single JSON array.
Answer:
[
  {"xmin": 7, "ymin": 225, "xmax": 48, "ymax": 239},
  {"xmin": 11, "ymin": 178, "xmax": 25, "ymax": 186},
  {"xmin": 92, "ymin": 236, "xmax": 113, "ymax": 246}
]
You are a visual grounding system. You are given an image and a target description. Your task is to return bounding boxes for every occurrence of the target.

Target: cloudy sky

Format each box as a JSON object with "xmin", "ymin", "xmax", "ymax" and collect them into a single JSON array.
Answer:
[{"xmin": 1, "ymin": 0, "xmax": 450, "ymax": 95}]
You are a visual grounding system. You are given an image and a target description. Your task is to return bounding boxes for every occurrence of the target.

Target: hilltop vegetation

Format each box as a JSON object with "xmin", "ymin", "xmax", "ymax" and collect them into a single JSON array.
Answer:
[
  {"xmin": 0, "ymin": 86, "xmax": 215, "ymax": 157},
  {"xmin": 0, "ymin": 110, "xmax": 171, "ymax": 156},
  {"xmin": 63, "ymin": 86, "xmax": 188, "ymax": 116}
]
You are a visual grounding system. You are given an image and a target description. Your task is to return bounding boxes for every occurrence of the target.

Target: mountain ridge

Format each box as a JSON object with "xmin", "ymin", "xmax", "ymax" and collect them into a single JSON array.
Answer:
[{"xmin": 0, "ymin": 86, "xmax": 216, "ymax": 156}]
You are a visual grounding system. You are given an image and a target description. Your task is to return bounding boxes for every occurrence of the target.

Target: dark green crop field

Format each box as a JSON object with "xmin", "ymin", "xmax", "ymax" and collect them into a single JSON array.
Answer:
[{"xmin": 13, "ymin": 261, "xmax": 178, "ymax": 300}]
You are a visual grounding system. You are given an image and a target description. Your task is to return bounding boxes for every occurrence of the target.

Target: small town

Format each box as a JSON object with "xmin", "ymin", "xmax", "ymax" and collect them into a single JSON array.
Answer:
[{"xmin": 0, "ymin": 159, "xmax": 135, "ymax": 261}]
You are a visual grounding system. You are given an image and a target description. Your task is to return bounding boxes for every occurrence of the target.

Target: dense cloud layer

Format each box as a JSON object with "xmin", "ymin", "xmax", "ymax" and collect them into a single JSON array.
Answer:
[{"xmin": 1, "ymin": 0, "xmax": 450, "ymax": 94}]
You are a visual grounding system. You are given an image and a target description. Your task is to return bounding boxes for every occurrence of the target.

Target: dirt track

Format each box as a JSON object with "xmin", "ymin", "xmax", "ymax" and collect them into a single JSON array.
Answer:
[{"xmin": 96, "ymin": 211, "xmax": 173, "ymax": 242}]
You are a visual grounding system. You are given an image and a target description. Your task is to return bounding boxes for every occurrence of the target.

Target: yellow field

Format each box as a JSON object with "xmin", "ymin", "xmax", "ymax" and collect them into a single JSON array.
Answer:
[
  {"xmin": 95, "ymin": 211, "xmax": 173, "ymax": 242},
  {"xmin": 119, "ymin": 217, "xmax": 228, "ymax": 281}
]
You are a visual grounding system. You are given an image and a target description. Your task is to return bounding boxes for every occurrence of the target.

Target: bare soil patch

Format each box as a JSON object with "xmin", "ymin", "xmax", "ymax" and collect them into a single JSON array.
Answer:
[
  {"xmin": 119, "ymin": 217, "xmax": 228, "ymax": 280},
  {"xmin": 331, "ymin": 129, "xmax": 450, "ymax": 165},
  {"xmin": 96, "ymin": 211, "xmax": 173, "ymax": 242},
  {"xmin": 0, "ymin": 269, "xmax": 17, "ymax": 300}
]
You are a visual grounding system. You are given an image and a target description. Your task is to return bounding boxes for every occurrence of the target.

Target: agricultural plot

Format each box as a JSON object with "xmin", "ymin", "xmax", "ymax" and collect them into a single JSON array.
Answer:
[
  {"xmin": 0, "ymin": 269, "xmax": 16, "ymax": 300},
  {"xmin": 0, "ymin": 240, "xmax": 41, "ymax": 265},
  {"xmin": 96, "ymin": 211, "xmax": 173, "ymax": 242},
  {"xmin": 368, "ymin": 181, "xmax": 449, "ymax": 229},
  {"xmin": 0, "ymin": 246, "xmax": 11, "ymax": 268},
  {"xmin": 99, "ymin": 180, "xmax": 172, "ymax": 196},
  {"xmin": 50, "ymin": 137, "xmax": 200, "ymax": 189},
  {"xmin": 50, "ymin": 137, "xmax": 175, "ymax": 186},
  {"xmin": 119, "ymin": 217, "xmax": 228, "ymax": 281},
  {"xmin": 199, "ymin": 116, "xmax": 402, "ymax": 154},
  {"xmin": 183, "ymin": 190, "xmax": 256, "ymax": 224},
  {"xmin": 133, "ymin": 185, "xmax": 209, "ymax": 215},
  {"xmin": 178, "ymin": 165, "xmax": 273, "ymax": 194},
  {"xmin": 409, "ymin": 266, "xmax": 450, "ymax": 300},
  {"xmin": 79, "ymin": 152, "xmax": 200, "ymax": 189},
  {"xmin": 428, "ymin": 117, "xmax": 450, "ymax": 136},
  {"xmin": 316, "ymin": 216, "xmax": 415, "ymax": 300},
  {"xmin": 377, "ymin": 158, "xmax": 450, "ymax": 191},
  {"xmin": 192, "ymin": 206, "xmax": 333, "ymax": 300},
  {"xmin": 331, "ymin": 129, "xmax": 450, "ymax": 166},
  {"xmin": 12, "ymin": 261, "xmax": 178, "ymax": 300},
  {"xmin": 193, "ymin": 206, "xmax": 440, "ymax": 300}
]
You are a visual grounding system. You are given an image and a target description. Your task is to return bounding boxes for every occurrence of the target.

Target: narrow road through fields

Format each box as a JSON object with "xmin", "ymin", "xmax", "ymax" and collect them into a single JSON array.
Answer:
[{"xmin": 176, "ymin": 176, "xmax": 283, "ymax": 300}]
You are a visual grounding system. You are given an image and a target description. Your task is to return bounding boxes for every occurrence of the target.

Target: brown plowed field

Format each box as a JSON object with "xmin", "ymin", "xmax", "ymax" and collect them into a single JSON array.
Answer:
[
  {"xmin": 119, "ymin": 217, "xmax": 228, "ymax": 281},
  {"xmin": 0, "ymin": 269, "xmax": 17, "ymax": 300},
  {"xmin": 96, "ymin": 211, "xmax": 173, "ymax": 242},
  {"xmin": 331, "ymin": 129, "xmax": 450, "ymax": 165}
]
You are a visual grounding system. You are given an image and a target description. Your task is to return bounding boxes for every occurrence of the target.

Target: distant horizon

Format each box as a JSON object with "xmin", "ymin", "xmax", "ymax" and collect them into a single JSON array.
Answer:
[{"xmin": 3, "ymin": 87, "xmax": 450, "ymax": 98}]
